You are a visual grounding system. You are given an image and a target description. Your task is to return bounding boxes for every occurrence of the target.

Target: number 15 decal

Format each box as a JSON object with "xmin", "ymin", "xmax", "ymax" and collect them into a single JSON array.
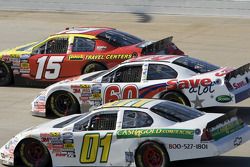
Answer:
[
  {"xmin": 80, "ymin": 133, "xmax": 112, "ymax": 163},
  {"xmin": 36, "ymin": 56, "xmax": 64, "ymax": 79}
]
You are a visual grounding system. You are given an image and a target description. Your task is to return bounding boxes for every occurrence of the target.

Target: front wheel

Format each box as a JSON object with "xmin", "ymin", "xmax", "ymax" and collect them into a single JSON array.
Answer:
[
  {"xmin": 0, "ymin": 61, "xmax": 12, "ymax": 86},
  {"xmin": 162, "ymin": 92, "xmax": 190, "ymax": 106},
  {"xmin": 135, "ymin": 141, "xmax": 170, "ymax": 167},
  {"xmin": 19, "ymin": 138, "xmax": 51, "ymax": 167},
  {"xmin": 83, "ymin": 63, "xmax": 106, "ymax": 74},
  {"xmin": 49, "ymin": 91, "xmax": 80, "ymax": 117}
]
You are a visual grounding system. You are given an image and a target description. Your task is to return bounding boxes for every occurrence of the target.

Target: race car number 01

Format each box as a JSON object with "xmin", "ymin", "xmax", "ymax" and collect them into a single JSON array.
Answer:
[
  {"xmin": 36, "ymin": 56, "xmax": 64, "ymax": 79},
  {"xmin": 80, "ymin": 133, "xmax": 112, "ymax": 163}
]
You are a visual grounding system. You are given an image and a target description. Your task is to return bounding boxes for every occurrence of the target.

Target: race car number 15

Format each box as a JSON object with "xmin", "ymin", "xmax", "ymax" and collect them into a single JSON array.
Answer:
[{"xmin": 36, "ymin": 56, "xmax": 64, "ymax": 79}]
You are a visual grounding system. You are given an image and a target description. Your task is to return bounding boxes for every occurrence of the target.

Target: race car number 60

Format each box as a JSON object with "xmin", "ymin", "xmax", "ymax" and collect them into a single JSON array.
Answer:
[{"xmin": 36, "ymin": 56, "xmax": 64, "ymax": 79}]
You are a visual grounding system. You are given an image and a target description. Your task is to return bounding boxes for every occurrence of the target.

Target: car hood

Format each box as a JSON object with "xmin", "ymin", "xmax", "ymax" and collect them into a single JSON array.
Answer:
[
  {"xmin": 0, "ymin": 42, "xmax": 37, "ymax": 59},
  {"xmin": 47, "ymin": 70, "xmax": 104, "ymax": 89}
]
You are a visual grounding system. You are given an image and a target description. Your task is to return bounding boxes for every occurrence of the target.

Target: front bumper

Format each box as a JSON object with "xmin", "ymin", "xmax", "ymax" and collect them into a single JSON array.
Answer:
[
  {"xmin": 31, "ymin": 95, "xmax": 46, "ymax": 117},
  {"xmin": 0, "ymin": 148, "xmax": 14, "ymax": 166}
]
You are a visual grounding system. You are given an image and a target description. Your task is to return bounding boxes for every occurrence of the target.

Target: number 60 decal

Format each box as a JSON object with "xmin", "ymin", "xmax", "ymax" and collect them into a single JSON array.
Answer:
[
  {"xmin": 80, "ymin": 133, "xmax": 112, "ymax": 163},
  {"xmin": 104, "ymin": 85, "xmax": 138, "ymax": 103}
]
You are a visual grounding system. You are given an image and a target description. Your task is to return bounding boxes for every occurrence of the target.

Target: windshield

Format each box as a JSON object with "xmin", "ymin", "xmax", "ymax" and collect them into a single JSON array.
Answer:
[
  {"xmin": 53, "ymin": 113, "xmax": 90, "ymax": 128},
  {"xmin": 16, "ymin": 42, "xmax": 39, "ymax": 51},
  {"xmin": 97, "ymin": 30, "xmax": 143, "ymax": 47},
  {"xmin": 82, "ymin": 70, "xmax": 109, "ymax": 81},
  {"xmin": 150, "ymin": 101, "xmax": 204, "ymax": 122},
  {"xmin": 173, "ymin": 56, "xmax": 219, "ymax": 73}
]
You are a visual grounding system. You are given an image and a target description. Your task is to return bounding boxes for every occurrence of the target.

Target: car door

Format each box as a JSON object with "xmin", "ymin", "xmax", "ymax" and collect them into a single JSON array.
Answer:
[
  {"xmin": 139, "ymin": 63, "xmax": 179, "ymax": 98},
  {"xmin": 28, "ymin": 35, "xmax": 70, "ymax": 82},
  {"xmin": 71, "ymin": 110, "xmax": 124, "ymax": 166},
  {"xmin": 100, "ymin": 63, "xmax": 145, "ymax": 104}
]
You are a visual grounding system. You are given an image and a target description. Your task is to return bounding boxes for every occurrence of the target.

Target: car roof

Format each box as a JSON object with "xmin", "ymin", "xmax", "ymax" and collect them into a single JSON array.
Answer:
[
  {"xmin": 54, "ymin": 27, "xmax": 115, "ymax": 36},
  {"xmin": 96, "ymin": 99, "xmax": 163, "ymax": 110},
  {"xmin": 124, "ymin": 55, "xmax": 185, "ymax": 64}
]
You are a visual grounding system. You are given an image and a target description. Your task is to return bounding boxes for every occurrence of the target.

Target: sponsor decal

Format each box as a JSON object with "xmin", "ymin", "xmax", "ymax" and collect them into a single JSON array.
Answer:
[
  {"xmin": 210, "ymin": 119, "xmax": 244, "ymax": 141},
  {"xmin": 20, "ymin": 62, "xmax": 29, "ymax": 69},
  {"xmin": 68, "ymin": 54, "xmax": 132, "ymax": 61},
  {"xmin": 216, "ymin": 95, "xmax": 232, "ymax": 103},
  {"xmin": 191, "ymin": 95, "xmax": 205, "ymax": 108},
  {"xmin": 117, "ymin": 129, "xmax": 194, "ymax": 139},
  {"xmin": 167, "ymin": 78, "xmax": 212, "ymax": 90},
  {"xmin": 68, "ymin": 55, "xmax": 84, "ymax": 61},
  {"xmin": 234, "ymin": 137, "xmax": 242, "ymax": 146},
  {"xmin": 125, "ymin": 152, "xmax": 134, "ymax": 163},
  {"xmin": 106, "ymin": 54, "xmax": 132, "ymax": 60},
  {"xmin": 2, "ymin": 55, "xmax": 11, "ymax": 63},
  {"xmin": 85, "ymin": 55, "xmax": 105, "ymax": 60},
  {"xmin": 96, "ymin": 46, "xmax": 107, "ymax": 51},
  {"xmin": 62, "ymin": 132, "xmax": 73, "ymax": 139},
  {"xmin": 168, "ymin": 144, "xmax": 208, "ymax": 149},
  {"xmin": 233, "ymin": 80, "xmax": 247, "ymax": 89}
]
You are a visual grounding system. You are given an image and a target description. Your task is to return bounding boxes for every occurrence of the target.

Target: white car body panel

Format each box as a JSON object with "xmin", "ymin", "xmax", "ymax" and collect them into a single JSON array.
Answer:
[
  {"xmin": 3, "ymin": 99, "xmax": 250, "ymax": 166},
  {"xmin": 31, "ymin": 55, "xmax": 250, "ymax": 117}
]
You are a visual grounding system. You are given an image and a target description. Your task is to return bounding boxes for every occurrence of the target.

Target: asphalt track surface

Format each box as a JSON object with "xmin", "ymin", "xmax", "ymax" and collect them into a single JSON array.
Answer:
[{"xmin": 0, "ymin": 11, "xmax": 250, "ymax": 166}]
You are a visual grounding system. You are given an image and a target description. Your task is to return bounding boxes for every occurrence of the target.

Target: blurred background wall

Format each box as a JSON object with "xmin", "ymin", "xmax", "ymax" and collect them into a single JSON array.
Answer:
[{"xmin": 0, "ymin": 0, "xmax": 250, "ymax": 17}]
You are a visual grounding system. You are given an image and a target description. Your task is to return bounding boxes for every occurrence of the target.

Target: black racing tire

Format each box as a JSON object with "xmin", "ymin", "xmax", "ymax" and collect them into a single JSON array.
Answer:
[
  {"xmin": 0, "ymin": 61, "xmax": 13, "ymax": 86},
  {"xmin": 162, "ymin": 91, "xmax": 190, "ymax": 106},
  {"xmin": 135, "ymin": 141, "xmax": 170, "ymax": 167},
  {"xmin": 49, "ymin": 91, "xmax": 80, "ymax": 117},
  {"xmin": 19, "ymin": 138, "xmax": 51, "ymax": 167},
  {"xmin": 82, "ymin": 62, "xmax": 106, "ymax": 74}
]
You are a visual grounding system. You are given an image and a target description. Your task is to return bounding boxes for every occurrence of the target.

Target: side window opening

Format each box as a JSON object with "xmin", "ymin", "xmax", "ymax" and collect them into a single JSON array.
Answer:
[
  {"xmin": 102, "ymin": 65, "xmax": 142, "ymax": 83},
  {"xmin": 74, "ymin": 113, "xmax": 117, "ymax": 131},
  {"xmin": 122, "ymin": 110, "xmax": 153, "ymax": 129},
  {"xmin": 45, "ymin": 38, "xmax": 68, "ymax": 54},
  {"xmin": 147, "ymin": 64, "xmax": 177, "ymax": 80},
  {"xmin": 72, "ymin": 37, "xmax": 95, "ymax": 52}
]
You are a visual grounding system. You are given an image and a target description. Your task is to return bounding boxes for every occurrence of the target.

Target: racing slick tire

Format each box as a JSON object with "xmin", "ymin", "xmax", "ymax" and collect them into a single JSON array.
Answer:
[
  {"xmin": 19, "ymin": 138, "xmax": 51, "ymax": 167},
  {"xmin": 0, "ymin": 61, "xmax": 13, "ymax": 86},
  {"xmin": 83, "ymin": 62, "xmax": 106, "ymax": 74},
  {"xmin": 135, "ymin": 141, "xmax": 170, "ymax": 167},
  {"xmin": 49, "ymin": 91, "xmax": 80, "ymax": 117},
  {"xmin": 162, "ymin": 91, "xmax": 190, "ymax": 106}
]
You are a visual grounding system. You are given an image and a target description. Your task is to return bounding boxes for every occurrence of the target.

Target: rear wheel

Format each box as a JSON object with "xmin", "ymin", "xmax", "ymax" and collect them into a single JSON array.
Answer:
[
  {"xmin": 83, "ymin": 63, "xmax": 106, "ymax": 74},
  {"xmin": 135, "ymin": 141, "xmax": 170, "ymax": 167},
  {"xmin": 162, "ymin": 92, "xmax": 190, "ymax": 106},
  {"xmin": 49, "ymin": 91, "xmax": 80, "ymax": 117},
  {"xmin": 0, "ymin": 61, "xmax": 12, "ymax": 86},
  {"xmin": 19, "ymin": 138, "xmax": 51, "ymax": 167}
]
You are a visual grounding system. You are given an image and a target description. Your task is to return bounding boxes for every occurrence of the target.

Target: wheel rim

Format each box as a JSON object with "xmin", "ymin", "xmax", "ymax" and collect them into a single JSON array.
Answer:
[
  {"xmin": 167, "ymin": 95, "xmax": 185, "ymax": 105},
  {"xmin": 23, "ymin": 142, "xmax": 45, "ymax": 164},
  {"xmin": 143, "ymin": 146, "xmax": 163, "ymax": 167},
  {"xmin": 54, "ymin": 94, "xmax": 73, "ymax": 115},
  {"xmin": 0, "ymin": 65, "xmax": 8, "ymax": 79}
]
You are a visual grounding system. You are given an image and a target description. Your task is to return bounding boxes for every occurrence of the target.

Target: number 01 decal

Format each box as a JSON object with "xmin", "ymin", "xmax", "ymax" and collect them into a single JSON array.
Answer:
[
  {"xmin": 80, "ymin": 133, "xmax": 112, "ymax": 163},
  {"xmin": 36, "ymin": 56, "xmax": 64, "ymax": 79}
]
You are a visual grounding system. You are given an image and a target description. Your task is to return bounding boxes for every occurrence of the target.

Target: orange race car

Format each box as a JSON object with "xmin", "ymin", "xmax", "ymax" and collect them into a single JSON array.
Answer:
[{"xmin": 0, "ymin": 27, "xmax": 184, "ymax": 87}]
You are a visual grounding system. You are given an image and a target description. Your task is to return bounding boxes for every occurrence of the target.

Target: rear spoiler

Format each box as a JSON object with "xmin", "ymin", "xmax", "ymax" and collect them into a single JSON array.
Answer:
[
  {"xmin": 225, "ymin": 63, "xmax": 250, "ymax": 84},
  {"xmin": 223, "ymin": 63, "xmax": 250, "ymax": 103},
  {"xmin": 206, "ymin": 110, "xmax": 238, "ymax": 130},
  {"xmin": 141, "ymin": 36, "xmax": 173, "ymax": 55},
  {"xmin": 206, "ymin": 110, "xmax": 244, "ymax": 141}
]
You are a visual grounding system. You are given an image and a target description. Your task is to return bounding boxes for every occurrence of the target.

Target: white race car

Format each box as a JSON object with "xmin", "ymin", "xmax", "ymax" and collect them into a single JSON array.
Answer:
[
  {"xmin": 2, "ymin": 99, "xmax": 250, "ymax": 167},
  {"xmin": 31, "ymin": 55, "xmax": 250, "ymax": 117}
]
